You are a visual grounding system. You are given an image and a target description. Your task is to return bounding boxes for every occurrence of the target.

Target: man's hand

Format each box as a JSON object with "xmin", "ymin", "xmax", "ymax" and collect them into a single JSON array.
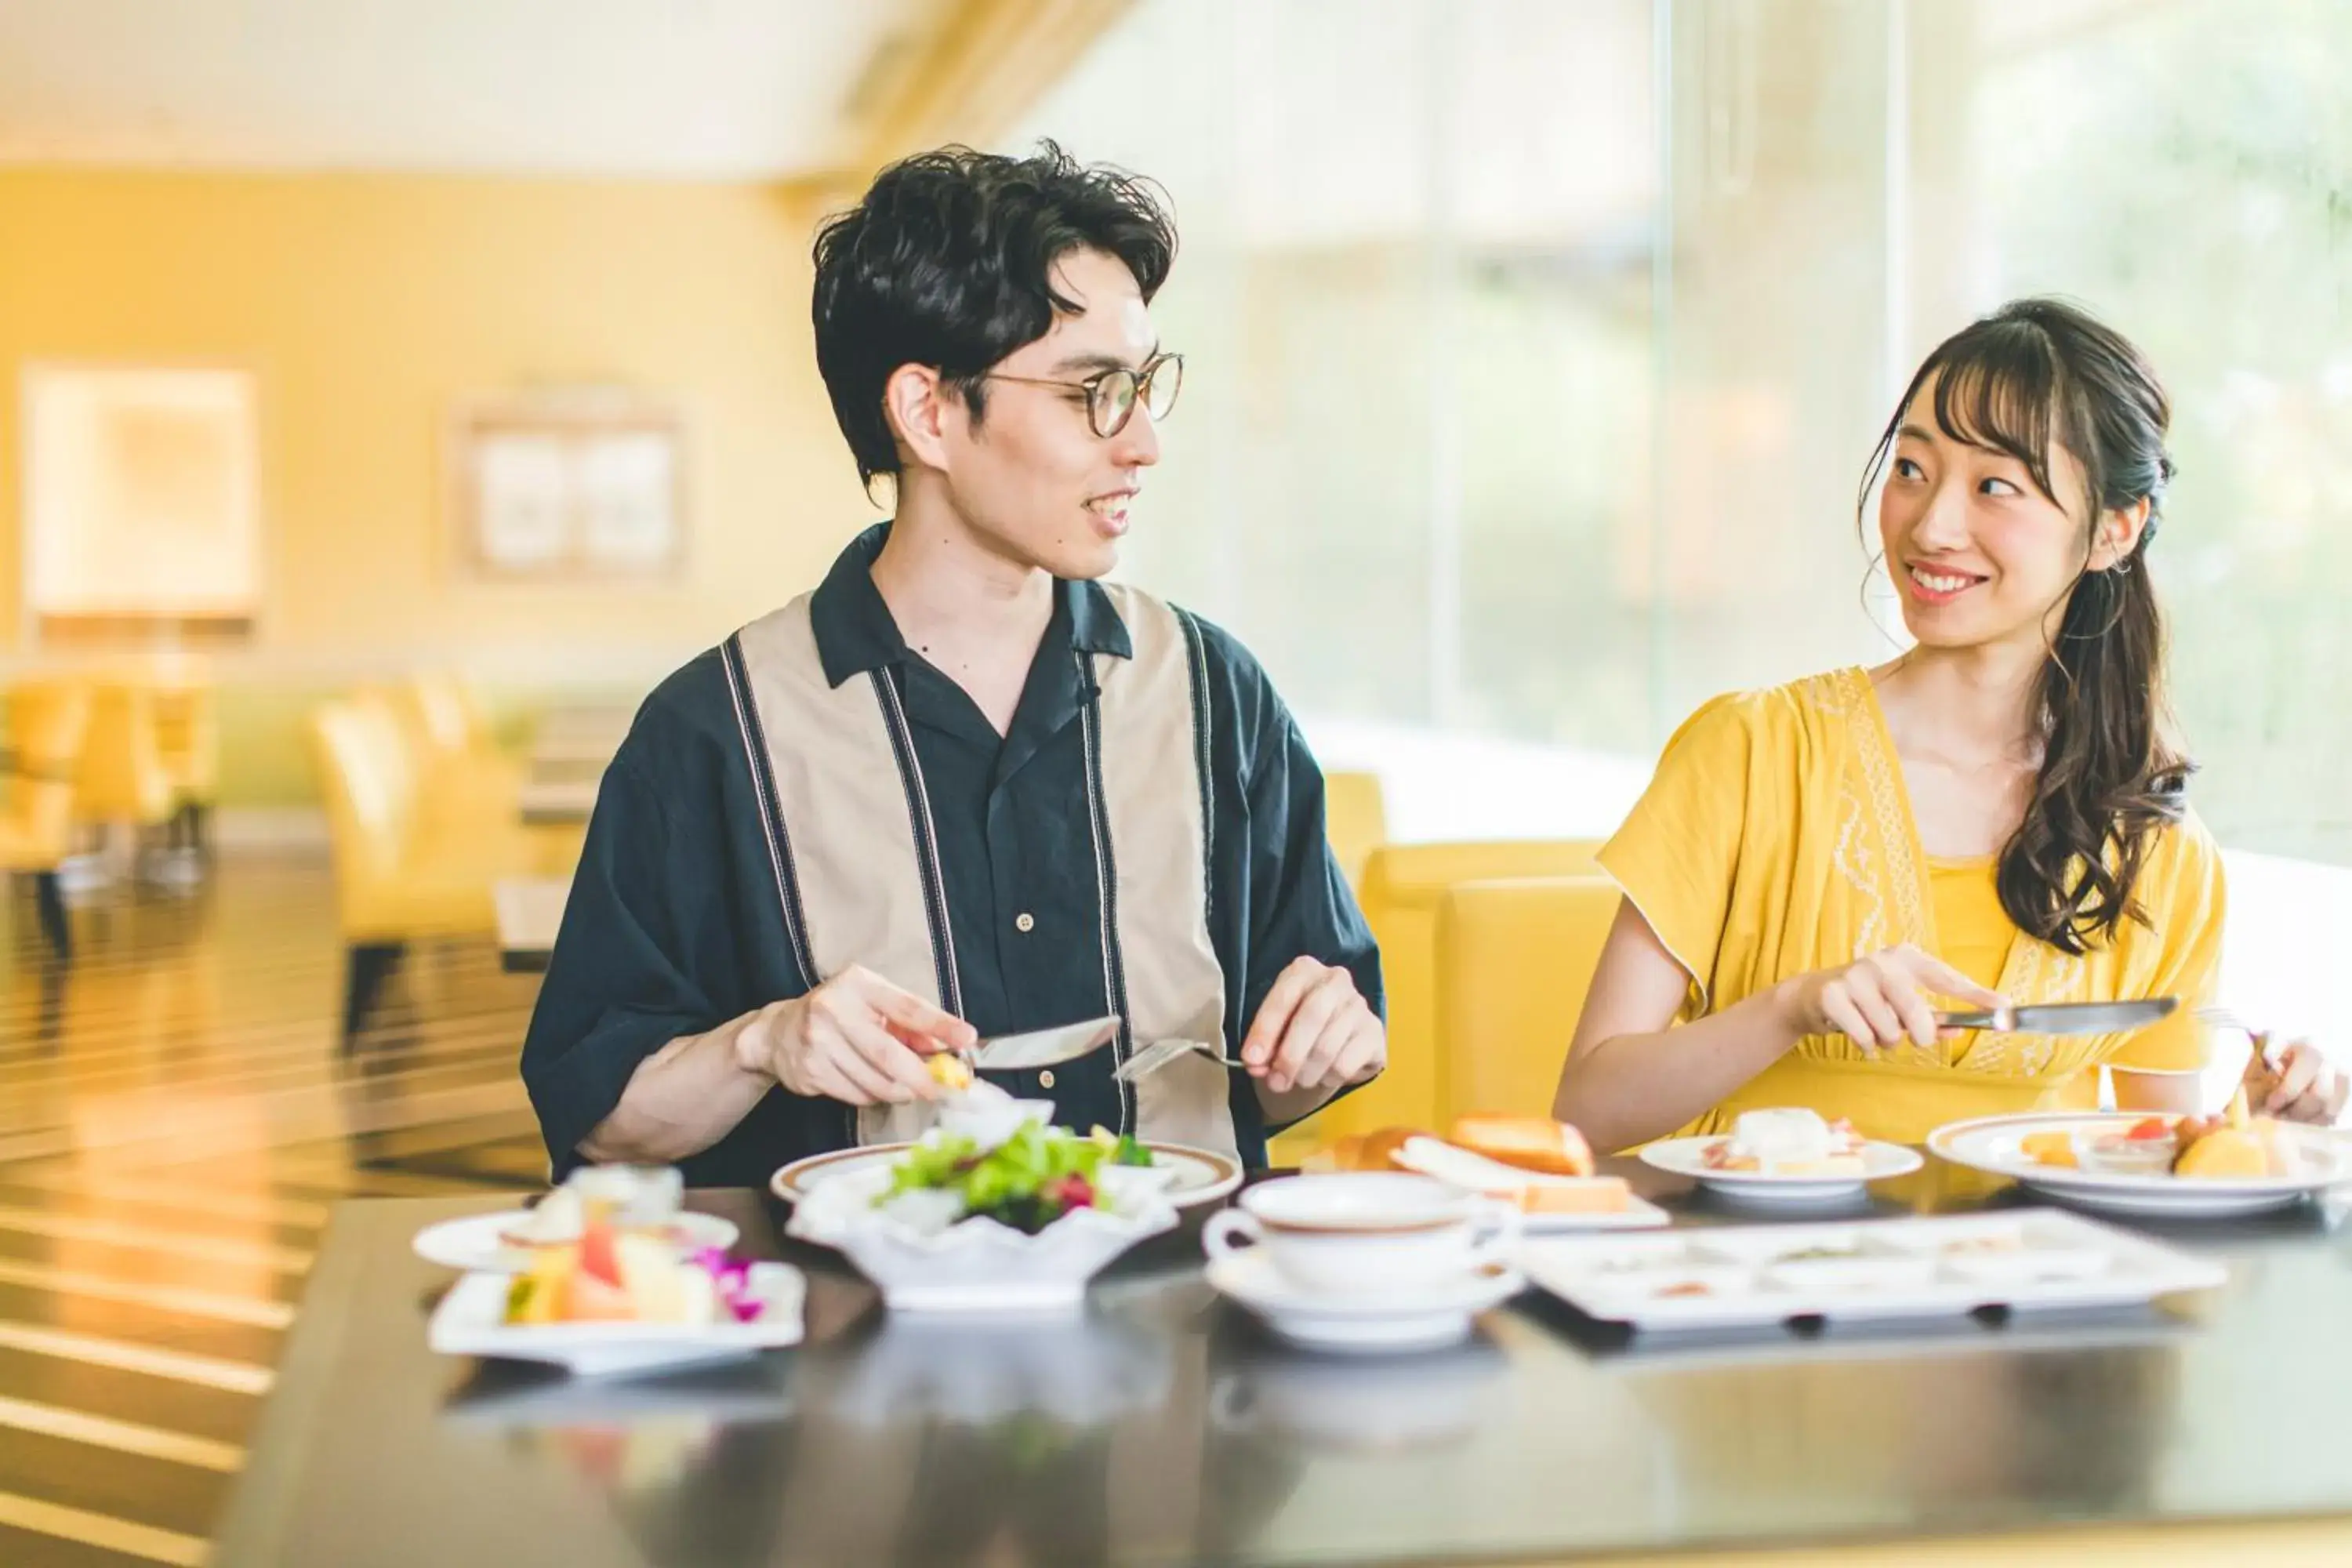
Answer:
[
  {"xmin": 1240, "ymin": 957, "xmax": 1385, "ymax": 1094},
  {"xmin": 740, "ymin": 965, "xmax": 977, "ymax": 1106}
]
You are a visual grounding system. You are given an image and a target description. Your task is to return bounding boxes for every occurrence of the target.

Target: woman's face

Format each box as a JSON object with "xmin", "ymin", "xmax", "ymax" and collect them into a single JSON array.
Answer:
[{"xmin": 1877, "ymin": 370, "xmax": 2136, "ymax": 654}]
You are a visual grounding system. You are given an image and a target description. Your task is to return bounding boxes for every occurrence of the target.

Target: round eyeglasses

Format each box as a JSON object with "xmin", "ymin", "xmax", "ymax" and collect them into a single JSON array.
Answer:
[{"xmin": 980, "ymin": 352, "xmax": 1183, "ymax": 439}]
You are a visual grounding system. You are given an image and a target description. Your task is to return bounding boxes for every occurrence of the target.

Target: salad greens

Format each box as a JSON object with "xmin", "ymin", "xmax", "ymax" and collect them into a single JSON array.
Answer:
[{"xmin": 880, "ymin": 1123, "xmax": 1156, "ymax": 1235}]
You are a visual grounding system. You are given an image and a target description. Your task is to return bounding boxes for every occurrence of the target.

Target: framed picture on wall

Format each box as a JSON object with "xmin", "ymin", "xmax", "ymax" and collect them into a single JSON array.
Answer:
[
  {"xmin": 20, "ymin": 363, "xmax": 264, "ymax": 645},
  {"xmin": 450, "ymin": 391, "xmax": 686, "ymax": 580}
]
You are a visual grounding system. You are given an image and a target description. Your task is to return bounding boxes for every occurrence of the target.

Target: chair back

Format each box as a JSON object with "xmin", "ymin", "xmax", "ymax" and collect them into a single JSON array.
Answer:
[
  {"xmin": 396, "ymin": 673, "xmax": 496, "ymax": 759},
  {"xmin": 1436, "ymin": 874, "xmax": 1621, "ymax": 1123},
  {"xmin": 307, "ymin": 699, "xmax": 419, "ymax": 887},
  {"xmin": 150, "ymin": 683, "xmax": 222, "ymax": 800},
  {"xmin": 1300, "ymin": 839, "xmax": 1605, "ymax": 1140},
  {"xmin": 72, "ymin": 682, "xmax": 176, "ymax": 825},
  {"xmin": 1321, "ymin": 771, "xmax": 1388, "ymax": 892},
  {"xmin": 2, "ymin": 683, "xmax": 93, "ymax": 858}
]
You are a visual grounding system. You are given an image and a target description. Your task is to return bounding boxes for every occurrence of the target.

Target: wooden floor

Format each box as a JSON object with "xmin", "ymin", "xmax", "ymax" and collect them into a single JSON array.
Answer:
[{"xmin": 0, "ymin": 851, "xmax": 547, "ymax": 1566}]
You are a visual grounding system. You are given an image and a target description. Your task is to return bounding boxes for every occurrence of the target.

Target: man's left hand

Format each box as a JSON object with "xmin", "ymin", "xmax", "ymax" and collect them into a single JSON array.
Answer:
[{"xmin": 1240, "ymin": 957, "xmax": 1385, "ymax": 1095}]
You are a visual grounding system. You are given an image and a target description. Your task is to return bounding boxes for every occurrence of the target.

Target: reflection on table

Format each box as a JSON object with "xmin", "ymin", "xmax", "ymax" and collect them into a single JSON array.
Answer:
[{"xmin": 210, "ymin": 1164, "xmax": 2352, "ymax": 1568}]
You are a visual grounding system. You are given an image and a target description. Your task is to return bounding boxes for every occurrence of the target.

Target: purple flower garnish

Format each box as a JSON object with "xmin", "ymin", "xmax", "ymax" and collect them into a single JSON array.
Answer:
[{"xmin": 690, "ymin": 1247, "xmax": 766, "ymax": 1322}]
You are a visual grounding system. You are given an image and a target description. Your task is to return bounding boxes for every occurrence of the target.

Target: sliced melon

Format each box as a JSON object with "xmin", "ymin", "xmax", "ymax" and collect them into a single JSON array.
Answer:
[
  {"xmin": 2176, "ymin": 1127, "xmax": 2269, "ymax": 1178},
  {"xmin": 2021, "ymin": 1131, "xmax": 2078, "ymax": 1169}
]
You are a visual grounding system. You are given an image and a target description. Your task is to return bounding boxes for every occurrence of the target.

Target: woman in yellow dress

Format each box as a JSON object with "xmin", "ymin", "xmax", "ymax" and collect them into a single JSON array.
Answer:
[{"xmin": 1555, "ymin": 298, "xmax": 2345, "ymax": 1152}]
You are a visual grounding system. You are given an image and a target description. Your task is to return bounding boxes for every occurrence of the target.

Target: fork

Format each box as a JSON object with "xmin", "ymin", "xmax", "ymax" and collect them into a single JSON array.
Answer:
[
  {"xmin": 1112, "ymin": 1037, "xmax": 1245, "ymax": 1084},
  {"xmin": 2195, "ymin": 1006, "xmax": 2278, "ymax": 1083}
]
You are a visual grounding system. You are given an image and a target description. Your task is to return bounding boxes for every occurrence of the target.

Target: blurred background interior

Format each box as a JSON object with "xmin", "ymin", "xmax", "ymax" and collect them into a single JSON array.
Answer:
[{"xmin": 0, "ymin": 2, "xmax": 2349, "ymax": 1560}]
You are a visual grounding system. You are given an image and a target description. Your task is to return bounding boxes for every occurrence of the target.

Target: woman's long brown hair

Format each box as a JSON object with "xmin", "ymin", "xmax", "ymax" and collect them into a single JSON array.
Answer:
[{"xmin": 1857, "ymin": 298, "xmax": 2189, "ymax": 956}]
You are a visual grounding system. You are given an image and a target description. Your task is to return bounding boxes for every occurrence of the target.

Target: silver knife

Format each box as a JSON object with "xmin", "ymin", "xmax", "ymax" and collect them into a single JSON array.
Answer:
[
  {"xmin": 1935, "ymin": 998, "xmax": 2178, "ymax": 1036},
  {"xmin": 967, "ymin": 1015, "xmax": 1121, "ymax": 1072}
]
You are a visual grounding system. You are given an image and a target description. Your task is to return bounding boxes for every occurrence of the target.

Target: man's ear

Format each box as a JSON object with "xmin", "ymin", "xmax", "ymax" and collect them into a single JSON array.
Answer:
[{"xmin": 883, "ymin": 363, "xmax": 957, "ymax": 473}]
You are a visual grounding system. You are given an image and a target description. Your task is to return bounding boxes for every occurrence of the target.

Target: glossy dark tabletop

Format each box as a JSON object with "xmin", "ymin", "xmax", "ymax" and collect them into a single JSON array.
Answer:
[{"xmin": 210, "ymin": 1161, "xmax": 2352, "ymax": 1567}]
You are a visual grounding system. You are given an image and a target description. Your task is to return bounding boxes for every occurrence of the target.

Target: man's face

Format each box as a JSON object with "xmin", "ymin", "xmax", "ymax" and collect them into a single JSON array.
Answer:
[{"xmin": 931, "ymin": 246, "xmax": 1163, "ymax": 579}]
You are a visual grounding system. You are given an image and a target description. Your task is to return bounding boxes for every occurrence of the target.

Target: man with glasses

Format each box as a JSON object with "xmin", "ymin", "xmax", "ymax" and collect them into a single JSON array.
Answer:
[{"xmin": 523, "ymin": 142, "xmax": 1385, "ymax": 1183}]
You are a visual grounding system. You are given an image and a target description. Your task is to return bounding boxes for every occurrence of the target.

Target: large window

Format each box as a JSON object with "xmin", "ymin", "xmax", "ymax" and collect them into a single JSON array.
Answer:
[
  {"xmin": 1915, "ymin": 0, "xmax": 2352, "ymax": 866},
  {"xmin": 1021, "ymin": 0, "xmax": 2352, "ymax": 873}
]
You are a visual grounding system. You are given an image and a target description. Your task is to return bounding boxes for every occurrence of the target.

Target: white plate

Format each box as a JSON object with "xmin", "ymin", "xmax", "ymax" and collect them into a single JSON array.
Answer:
[
  {"xmin": 412, "ymin": 1210, "xmax": 740, "ymax": 1273},
  {"xmin": 771, "ymin": 1139, "xmax": 1243, "ymax": 1210},
  {"xmin": 1519, "ymin": 1209, "xmax": 2224, "ymax": 1332},
  {"xmin": 1206, "ymin": 1248, "xmax": 1525, "ymax": 1355},
  {"xmin": 1639, "ymin": 1137, "xmax": 1922, "ymax": 1203},
  {"xmin": 1929, "ymin": 1111, "xmax": 2352, "ymax": 1218},
  {"xmin": 427, "ymin": 1265, "xmax": 805, "ymax": 1376}
]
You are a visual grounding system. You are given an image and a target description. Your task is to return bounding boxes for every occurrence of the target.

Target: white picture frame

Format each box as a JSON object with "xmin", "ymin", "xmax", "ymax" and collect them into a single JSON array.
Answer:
[
  {"xmin": 450, "ymin": 393, "xmax": 685, "ymax": 580},
  {"xmin": 20, "ymin": 363, "xmax": 264, "ymax": 642}
]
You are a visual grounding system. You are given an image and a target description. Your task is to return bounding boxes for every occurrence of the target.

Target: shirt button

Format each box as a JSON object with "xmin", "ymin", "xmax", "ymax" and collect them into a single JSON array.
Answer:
[
  {"xmin": 1014, "ymin": 912, "xmax": 1036, "ymax": 934},
  {"xmin": 1039, "ymin": 1069, "xmax": 1056, "ymax": 1090}
]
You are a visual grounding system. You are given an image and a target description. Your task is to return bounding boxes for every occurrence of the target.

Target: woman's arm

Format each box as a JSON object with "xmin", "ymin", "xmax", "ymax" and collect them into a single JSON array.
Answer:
[
  {"xmin": 2109, "ymin": 1067, "xmax": 2205, "ymax": 1116},
  {"xmin": 1552, "ymin": 902, "xmax": 1808, "ymax": 1152},
  {"xmin": 1554, "ymin": 900, "xmax": 2010, "ymax": 1154}
]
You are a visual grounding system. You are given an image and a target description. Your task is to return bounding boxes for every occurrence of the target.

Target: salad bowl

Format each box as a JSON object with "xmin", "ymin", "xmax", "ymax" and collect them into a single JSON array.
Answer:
[{"xmin": 782, "ymin": 1105, "xmax": 1181, "ymax": 1313}]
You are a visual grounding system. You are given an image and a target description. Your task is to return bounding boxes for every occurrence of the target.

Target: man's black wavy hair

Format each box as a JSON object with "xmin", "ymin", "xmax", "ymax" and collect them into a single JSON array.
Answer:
[{"xmin": 812, "ymin": 140, "xmax": 1178, "ymax": 488}]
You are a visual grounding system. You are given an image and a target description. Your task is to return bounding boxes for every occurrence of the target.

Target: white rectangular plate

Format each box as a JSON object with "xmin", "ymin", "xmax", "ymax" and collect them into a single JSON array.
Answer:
[
  {"xmin": 1519, "ymin": 1209, "xmax": 2226, "ymax": 1332},
  {"xmin": 427, "ymin": 1265, "xmax": 806, "ymax": 1376},
  {"xmin": 1519, "ymin": 1192, "xmax": 1674, "ymax": 1234}
]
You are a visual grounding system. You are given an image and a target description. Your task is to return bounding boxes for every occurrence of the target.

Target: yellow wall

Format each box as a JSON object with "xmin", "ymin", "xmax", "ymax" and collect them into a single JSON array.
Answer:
[{"xmin": 0, "ymin": 168, "xmax": 879, "ymax": 803}]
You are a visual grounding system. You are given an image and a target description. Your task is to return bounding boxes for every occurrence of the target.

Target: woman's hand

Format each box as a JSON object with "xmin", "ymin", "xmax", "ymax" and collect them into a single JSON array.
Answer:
[
  {"xmin": 2245, "ymin": 1036, "xmax": 2348, "ymax": 1126},
  {"xmin": 1774, "ymin": 944, "xmax": 2008, "ymax": 1054}
]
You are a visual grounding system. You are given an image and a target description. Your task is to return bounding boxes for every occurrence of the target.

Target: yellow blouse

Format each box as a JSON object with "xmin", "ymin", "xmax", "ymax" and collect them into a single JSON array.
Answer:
[
  {"xmin": 1927, "ymin": 858, "xmax": 2009, "ymax": 994},
  {"xmin": 1597, "ymin": 668, "xmax": 2224, "ymax": 1145}
]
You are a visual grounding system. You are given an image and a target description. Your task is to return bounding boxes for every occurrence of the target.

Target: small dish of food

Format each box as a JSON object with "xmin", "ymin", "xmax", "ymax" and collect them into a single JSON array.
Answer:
[
  {"xmin": 426, "ymin": 1213, "xmax": 803, "ymax": 1376},
  {"xmin": 1641, "ymin": 1109, "xmax": 1922, "ymax": 1203},
  {"xmin": 780, "ymin": 1074, "xmax": 1181, "ymax": 1312}
]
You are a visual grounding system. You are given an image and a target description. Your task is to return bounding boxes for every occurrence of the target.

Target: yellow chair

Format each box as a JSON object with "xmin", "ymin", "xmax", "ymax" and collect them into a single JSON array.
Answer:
[
  {"xmin": 72, "ymin": 682, "xmax": 177, "ymax": 844},
  {"xmin": 391, "ymin": 671, "xmax": 514, "ymax": 765},
  {"xmin": 1321, "ymin": 770, "xmax": 1388, "ymax": 892},
  {"xmin": 397, "ymin": 674, "xmax": 593, "ymax": 874},
  {"xmin": 1436, "ymin": 874, "xmax": 1621, "ymax": 1123},
  {"xmin": 1276, "ymin": 839, "xmax": 1605, "ymax": 1156},
  {"xmin": 0, "ymin": 683, "xmax": 93, "ymax": 958},
  {"xmin": 309, "ymin": 696, "xmax": 552, "ymax": 1046},
  {"xmin": 385, "ymin": 674, "xmax": 526, "ymax": 826},
  {"xmin": 149, "ymin": 681, "xmax": 222, "ymax": 854}
]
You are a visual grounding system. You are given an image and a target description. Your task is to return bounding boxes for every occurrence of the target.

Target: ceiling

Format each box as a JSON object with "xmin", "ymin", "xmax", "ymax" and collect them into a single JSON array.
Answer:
[{"xmin": 0, "ymin": 0, "xmax": 940, "ymax": 178}]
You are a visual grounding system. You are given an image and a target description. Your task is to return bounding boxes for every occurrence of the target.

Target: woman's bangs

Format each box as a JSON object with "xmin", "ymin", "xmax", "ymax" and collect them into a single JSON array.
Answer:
[{"xmin": 1927, "ymin": 332, "xmax": 2066, "ymax": 506}]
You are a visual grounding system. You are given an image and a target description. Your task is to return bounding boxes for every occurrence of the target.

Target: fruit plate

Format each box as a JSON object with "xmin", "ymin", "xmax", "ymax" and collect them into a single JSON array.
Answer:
[
  {"xmin": 426, "ymin": 1265, "xmax": 806, "ymax": 1377},
  {"xmin": 1928, "ymin": 1111, "xmax": 2351, "ymax": 1218}
]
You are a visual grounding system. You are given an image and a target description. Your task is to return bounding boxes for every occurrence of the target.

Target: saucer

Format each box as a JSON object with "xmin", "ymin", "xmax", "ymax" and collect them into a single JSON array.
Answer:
[{"xmin": 1204, "ymin": 1248, "xmax": 1525, "ymax": 1355}]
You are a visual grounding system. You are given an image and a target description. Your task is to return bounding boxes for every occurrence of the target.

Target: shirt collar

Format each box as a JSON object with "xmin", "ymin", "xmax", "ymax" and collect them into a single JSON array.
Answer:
[{"xmin": 809, "ymin": 521, "xmax": 1133, "ymax": 688}]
